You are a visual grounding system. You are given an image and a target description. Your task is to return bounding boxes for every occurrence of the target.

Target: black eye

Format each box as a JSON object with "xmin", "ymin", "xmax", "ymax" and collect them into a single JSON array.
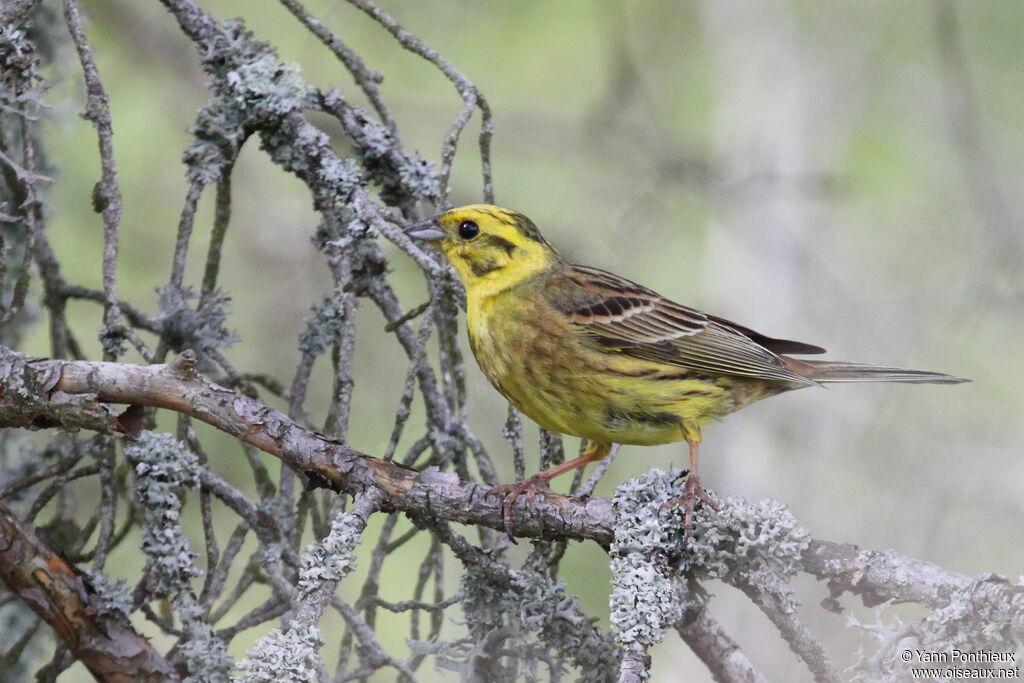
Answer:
[{"xmin": 458, "ymin": 220, "xmax": 479, "ymax": 240}]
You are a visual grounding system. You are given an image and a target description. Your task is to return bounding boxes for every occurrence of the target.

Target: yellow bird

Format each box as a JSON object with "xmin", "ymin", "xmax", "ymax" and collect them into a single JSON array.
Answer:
[{"xmin": 404, "ymin": 205, "xmax": 966, "ymax": 535}]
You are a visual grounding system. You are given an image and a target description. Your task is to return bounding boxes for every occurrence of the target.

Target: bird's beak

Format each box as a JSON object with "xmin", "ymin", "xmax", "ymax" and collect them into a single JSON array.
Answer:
[{"xmin": 404, "ymin": 217, "xmax": 445, "ymax": 241}]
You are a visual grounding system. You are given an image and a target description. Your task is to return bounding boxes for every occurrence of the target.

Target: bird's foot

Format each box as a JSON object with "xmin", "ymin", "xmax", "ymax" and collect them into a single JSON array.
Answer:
[
  {"xmin": 491, "ymin": 474, "xmax": 552, "ymax": 544},
  {"xmin": 664, "ymin": 472, "xmax": 719, "ymax": 537}
]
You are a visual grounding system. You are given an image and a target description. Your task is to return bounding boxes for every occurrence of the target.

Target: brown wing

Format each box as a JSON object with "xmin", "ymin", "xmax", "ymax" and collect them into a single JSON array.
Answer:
[
  {"xmin": 703, "ymin": 314, "xmax": 826, "ymax": 355},
  {"xmin": 549, "ymin": 264, "xmax": 820, "ymax": 385}
]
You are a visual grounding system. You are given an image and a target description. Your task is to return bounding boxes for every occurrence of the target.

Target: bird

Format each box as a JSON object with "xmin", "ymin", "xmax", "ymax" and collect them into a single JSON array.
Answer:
[{"xmin": 403, "ymin": 204, "xmax": 967, "ymax": 538}]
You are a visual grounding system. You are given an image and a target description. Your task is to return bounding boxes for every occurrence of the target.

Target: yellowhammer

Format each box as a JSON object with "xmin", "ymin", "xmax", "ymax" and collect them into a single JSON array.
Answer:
[{"xmin": 404, "ymin": 204, "xmax": 967, "ymax": 536}]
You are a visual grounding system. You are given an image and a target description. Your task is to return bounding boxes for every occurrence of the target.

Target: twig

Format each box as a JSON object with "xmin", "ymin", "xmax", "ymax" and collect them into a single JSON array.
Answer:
[
  {"xmin": 278, "ymin": 0, "xmax": 397, "ymax": 135},
  {"xmin": 372, "ymin": 594, "xmax": 461, "ymax": 614},
  {"xmin": 504, "ymin": 405, "xmax": 526, "ymax": 482},
  {"xmin": 199, "ymin": 171, "xmax": 234, "ymax": 300},
  {"xmin": 62, "ymin": 0, "xmax": 126, "ymax": 360},
  {"xmin": 345, "ymin": 0, "xmax": 494, "ymax": 204}
]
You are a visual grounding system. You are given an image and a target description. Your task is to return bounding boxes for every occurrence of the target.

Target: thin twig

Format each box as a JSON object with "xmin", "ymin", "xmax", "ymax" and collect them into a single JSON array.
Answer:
[
  {"xmin": 733, "ymin": 578, "xmax": 841, "ymax": 683},
  {"xmin": 62, "ymin": 0, "xmax": 126, "ymax": 361},
  {"xmin": 346, "ymin": 0, "xmax": 494, "ymax": 204}
]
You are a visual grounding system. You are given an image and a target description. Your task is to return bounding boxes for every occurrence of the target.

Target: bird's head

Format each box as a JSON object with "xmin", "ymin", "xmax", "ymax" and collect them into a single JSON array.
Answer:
[{"xmin": 405, "ymin": 204, "xmax": 560, "ymax": 295}]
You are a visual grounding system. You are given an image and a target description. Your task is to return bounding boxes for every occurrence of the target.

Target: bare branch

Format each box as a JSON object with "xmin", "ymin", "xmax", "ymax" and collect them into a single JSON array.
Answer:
[
  {"xmin": 62, "ymin": 0, "xmax": 127, "ymax": 360},
  {"xmin": 733, "ymin": 578, "xmax": 841, "ymax": 683},
  {"xmin": 675, "ymin": 601, "xmax": 768, "ymax": 683},
  {"xmin": 0, "ymin": 502, "xmax": 176, "ymax": 682}
]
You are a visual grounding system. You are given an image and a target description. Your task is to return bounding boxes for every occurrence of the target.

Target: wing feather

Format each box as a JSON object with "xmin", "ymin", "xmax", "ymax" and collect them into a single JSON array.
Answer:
[{"xmin": 550, "ymin": 264, "xmax": 820, "ymax": 385}]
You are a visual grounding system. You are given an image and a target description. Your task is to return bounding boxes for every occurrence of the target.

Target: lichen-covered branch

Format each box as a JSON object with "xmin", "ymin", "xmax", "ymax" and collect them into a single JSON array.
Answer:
[
  {"xmin": 0, "ymin": 346, "xmax": 614, "ymax": 544},
  {"xmin": 4, "ymin": 344, "xmax": 1023, "ymax": 679},
  {"xmin": 2, "ymin": 1, "xmax": 1016, "ymax": 680},
  {"xmin": 3, "ymin": 345, "xmax": 1020, "ymax": 608}
]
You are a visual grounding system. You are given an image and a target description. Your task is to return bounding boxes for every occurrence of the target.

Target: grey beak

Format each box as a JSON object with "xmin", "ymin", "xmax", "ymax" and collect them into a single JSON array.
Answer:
[{"xmin": 404, "ymin": 217, "xmax": 445, "ymax": 241}]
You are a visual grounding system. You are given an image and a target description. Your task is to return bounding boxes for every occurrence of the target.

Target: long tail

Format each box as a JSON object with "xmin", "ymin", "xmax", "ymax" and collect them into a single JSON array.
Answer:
[{"xmin": 798, "ymin": 360, "xmax": 969, "ymax": 384}]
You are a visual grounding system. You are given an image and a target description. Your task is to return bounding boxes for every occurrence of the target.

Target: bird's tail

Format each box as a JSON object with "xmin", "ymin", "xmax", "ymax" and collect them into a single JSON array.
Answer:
[{"xmin": 797, "ymin": 360, "xmax": 969, "ymax": 384}]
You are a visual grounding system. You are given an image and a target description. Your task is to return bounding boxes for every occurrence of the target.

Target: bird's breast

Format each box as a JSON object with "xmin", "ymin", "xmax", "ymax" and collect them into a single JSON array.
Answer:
[
  {"xmin": 464, "ymin": 289, "xmax": 795, "ymax": 446},
  {"xmin": 467, "ymin": 292, "xmax": 584, "ymax": 432}
]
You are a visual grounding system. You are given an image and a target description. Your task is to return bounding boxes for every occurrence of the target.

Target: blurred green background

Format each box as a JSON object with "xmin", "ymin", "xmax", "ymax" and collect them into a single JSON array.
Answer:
[{"xmin": 17, "ymin": 0, "xmax": 1024, "ymax": 680}]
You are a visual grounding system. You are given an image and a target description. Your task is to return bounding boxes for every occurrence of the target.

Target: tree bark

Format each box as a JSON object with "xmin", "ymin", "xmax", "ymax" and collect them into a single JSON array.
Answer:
[{"xmin": 0, "ymin": 502, "xmax": 177, "ymax": 682}]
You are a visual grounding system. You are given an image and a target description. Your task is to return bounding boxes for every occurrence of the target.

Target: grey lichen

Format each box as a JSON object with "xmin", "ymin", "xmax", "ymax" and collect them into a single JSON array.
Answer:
[
  {"xmin": 1, "ymin": 24, "xmax": 43, "ymax": 99},
  {"xmin": 154, "ymin": 284, "xmax": 239, "ymax": 355},
  {"xmin": 183, "ymin": 19, "xmax": 312, "ymax": 186},
  {"xmin": 297, "ymin": 288, "xmax": 350, "ymax": 356},
  {"xmin": 610, "ymin": 467, "xmax": 687, "ymax": 649},
  {"xmin": 315, "ymin": 156, "xmax": 362, "ymax": 203},
  {"xmin": 852, "ymin": 577, "xmax": 1024, "ymax": 681},
  {"xmin": 203, "ymin": 20, "xmax": 311, "ymax": 122},
  {"xmin": 921, "ymin": 576, "xmax": 1024, "ymax": 653},
  {"xmin": 397, "ymin": 152, "xmax": 441, "ymax": 200},
  {"xmin": 222, "ymin": 52, "xmax": 307, "ymax": 122},
  {"xmin": 125, "ymin": 431, "xmax": 202, "ymax": 596},
  {"xmin": 610, "ymin": 466, "xmax": 811, "ymax": 663},
  {"xmin": 125, "ymin": 432, "xmax": 233, "ymax": 681},
  {"xmin": 686, "ymin": 490, "xmax": 810, "ymax": 597},
  {"xmin": 296, "ymin": 507, "xmax": 364, "ymax": 599},
  {"xmin": 236, "ymin": 624, "xmax": 323, "ymax": 682},
  {"xmin": 180, "ymin": 619, "xmax": 234, "ymax": 683},
  {"xmin": 82, "ymin": 569, "xmax": 132, "ymax": 618},
  {"xmin": 460, "ymin": 564, "xmax": 620, "ymax": 681},
  {"xmin": 98, "ymin": 322, "xmax": 128, "ymax": 357},
  {"xmin": 184, "ymin": 99, "xmax": 244, "ymax": 185}
]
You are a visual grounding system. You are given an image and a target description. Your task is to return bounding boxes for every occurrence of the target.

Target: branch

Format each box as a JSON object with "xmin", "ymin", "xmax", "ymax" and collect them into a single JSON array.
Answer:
[
  {"xmin": 802, "ymin": 539, "xmax": 1024, "ymax": 626},
  {"xmin": 3, "ymin": 346, "xmax": 1022, "ymax": 642},
  {"xmin": 616, "ymin": 641, "xmax": 649, "ymax": 683},
  {"xmin": 0, "ymin": 346, "xmax": 612, "ymax": 544},
  {"xmin": 733, "ymin": 578, "xmax": 840, "ymax": 683},
  {"xmin": 63, "ymin": 0, "xmax": 128, "ymax": 359},
  {"xmin": 675, "ymin": 602, "xmax": 768, "ymax": 683},
  {"xmin": 0, "ymin": 502, "xmax": 176, "ymax": 682}
]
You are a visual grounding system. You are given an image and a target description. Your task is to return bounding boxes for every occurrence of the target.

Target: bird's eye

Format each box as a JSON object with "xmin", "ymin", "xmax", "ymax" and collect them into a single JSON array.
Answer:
[{"xmin": 458, "ymin": 220, "xmax": 479, "ymax": 240}]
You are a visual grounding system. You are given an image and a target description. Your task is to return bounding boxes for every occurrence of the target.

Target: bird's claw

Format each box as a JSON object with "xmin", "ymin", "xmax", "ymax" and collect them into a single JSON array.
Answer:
[
  {"xmin": 491, "ymin": 474, "xmax": 552, "ymax": 544},
  {"xmin": 663, "ymin": 473, "xmax": 718, "ymax": 537}
]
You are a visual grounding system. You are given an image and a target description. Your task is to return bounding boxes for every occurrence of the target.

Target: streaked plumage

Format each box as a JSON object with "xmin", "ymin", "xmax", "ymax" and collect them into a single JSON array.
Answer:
[{"xmin": 404, "ymin": 204, "xmax": 967, "ymax": 535}]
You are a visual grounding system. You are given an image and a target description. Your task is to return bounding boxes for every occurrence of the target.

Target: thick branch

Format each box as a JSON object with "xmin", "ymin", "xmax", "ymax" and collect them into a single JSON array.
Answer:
[
  {"xmin": 802, "ymin": 539, "xmax": 1024, "ymax": 632},
  {"xmin": 0, "ymin": 502, "xmax": 176, "ymax": 682},
  {"xmin": 0, "ymin": 346, "xmax": 612, "ymax": 544},
  {"xmin": 3, "ymin": 346, "xmax": 1022, "ymax": 642}
]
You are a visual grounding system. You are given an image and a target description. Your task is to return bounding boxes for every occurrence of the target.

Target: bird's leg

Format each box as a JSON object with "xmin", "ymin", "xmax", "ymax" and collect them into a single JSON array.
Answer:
[
  {"xmin": 666, "ymin": 439, "xmax": 719, "ymax": 536},
  {"xmin": 494, "ymin": 440, "xmax": 611, "ymax": 542}
]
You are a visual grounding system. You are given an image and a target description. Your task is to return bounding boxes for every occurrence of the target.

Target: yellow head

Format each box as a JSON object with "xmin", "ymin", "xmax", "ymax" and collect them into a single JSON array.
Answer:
[{"xmin": 404, "ymin": 204, "xmax": 560, "ymax": 297}]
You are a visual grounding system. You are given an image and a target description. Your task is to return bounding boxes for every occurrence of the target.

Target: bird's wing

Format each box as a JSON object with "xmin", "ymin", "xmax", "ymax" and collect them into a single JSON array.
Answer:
[{"xmin": 550, "ymin": 264, "xmax": 820, "ymax": 385}]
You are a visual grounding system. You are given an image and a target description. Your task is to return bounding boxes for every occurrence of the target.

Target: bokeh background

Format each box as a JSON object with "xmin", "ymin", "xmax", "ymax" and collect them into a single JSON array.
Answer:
[{"xmin": 15, "ymin": 0, "xmax": 1024, "ymax": 680}]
